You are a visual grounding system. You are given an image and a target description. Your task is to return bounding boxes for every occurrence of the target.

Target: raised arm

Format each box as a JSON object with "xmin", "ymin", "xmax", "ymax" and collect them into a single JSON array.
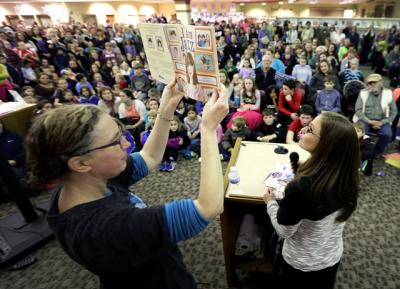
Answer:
[
  {"xmin": 139, "ymin": 80, "xmax": 183, "ymax": 170},
  {"xmin": 194, "ymin": 85, "xmax": 229, "ymax": 219}
]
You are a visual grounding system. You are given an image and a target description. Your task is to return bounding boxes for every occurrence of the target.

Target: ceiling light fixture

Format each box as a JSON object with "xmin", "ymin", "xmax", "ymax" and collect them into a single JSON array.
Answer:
[
  {"xmin": 240, "ymin": 2, "xmax": 245, "ymax": 6},
  {"xmin": 262, "ymin": 2, "xmax": 267, "ymax": 5},
  {"xmin": 279, "ymin": 1, "xmax": 284, "ymax": 4}
]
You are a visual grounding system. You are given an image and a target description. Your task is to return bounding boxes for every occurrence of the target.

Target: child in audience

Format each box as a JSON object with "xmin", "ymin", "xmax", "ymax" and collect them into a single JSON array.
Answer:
[
  {"xmin": 145, "ymin": 97, "xmax": 159, "ymax": 126},
  {"xmin": 21, "ymin": 86, "xmax": 38, "ymax": 103},
  {"xmin": 21, "ymin": 60, "xmax": 37, "ymax": 86},
  {"xmin": 286, "ymin": 105, "xmax": 314, "ymax": 144},
  {"xmin": 255, "ymin": 108, "xmax": 282, "ymax": 143},
  {"xmin": 183, "ymin": 105, "xmax": 202, "ymax": 158},
  {"xmin": 315, "ymin": 76, "xmax": 342, "ymax": 114},
  {"xmin": 147, "ymin": 88, "xmax": 161, "ymax": 100},
  {"xmin": 221, "ymin": 117, "xmax": 251, "ymax": 159},
  {"xmin": 175, "ymin": 101, "xmax": 186, "ymax": 122},
  {"xmin": 141, "ymin": 109, "xmax": 158, "ymax": 146},
  {"xmin": 79, "ymin": 86, "xmax": 99, "ymax": 105},
  {"xmin": 262, "ymin": 85, "xmax": 279, "ymax": 111},
  {"xmin": 224, "ymin": 59, "xmax": 239, "ymax": 80},
  {"xmin": 291, "ymin": 56, "xmax": 312, "ymax": 85},
  {"xmin": 75, "ymin": 73, "xmax": 95, "ymax": 95},
  {"xmin": 160, "ymin": 116, "xmax": 189, "ymax": 172},
  {"xmin": 131, "ymin": 62, "xmax": 150, "ymax": 101},
  {"xmin": 60, "ymin": 90, "xmax": 78, "ymax": 105},
  {"xmin": 277, "ymin": 79, "xmax": 302, "ymax": 127},
  {"xmin": 354, "ymin": 122, "xmax": 375, "ymax": 176},
  {"xmin": 184, "ymin": 105, "xmax": 202, "ymax": 142},
  {"xmin": 239, "ymin": 59, "xmax": 255, "ymax": 79},
  {"xmin": 228, "ymin": 77, "xmax": 263, "ymax": 131},
  {"xmin": 53, "ymin": 77, "xmax": 70, "ymax": 106},
  {"xmin": 92, "ymin": 72, "xmax": 107, "ymax": 93}
]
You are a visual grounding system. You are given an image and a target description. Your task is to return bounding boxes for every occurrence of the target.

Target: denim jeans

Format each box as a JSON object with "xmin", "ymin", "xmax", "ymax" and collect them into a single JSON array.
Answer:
[{"xmin": 361, "ymin": 121, "xmax": 392, "ymax": 154}]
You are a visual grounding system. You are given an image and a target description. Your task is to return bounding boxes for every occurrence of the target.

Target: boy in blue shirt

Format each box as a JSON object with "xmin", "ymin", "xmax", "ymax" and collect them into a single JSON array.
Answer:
[{"xmin": 315, "ymin": 76, "xmax": 342, "ymax": 114}]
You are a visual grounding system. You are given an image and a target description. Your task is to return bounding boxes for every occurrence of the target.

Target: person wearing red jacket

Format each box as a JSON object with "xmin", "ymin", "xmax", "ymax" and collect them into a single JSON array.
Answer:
[{"xmin": 277, "ymin": 79, "xmax": 302, "ymax": 127}]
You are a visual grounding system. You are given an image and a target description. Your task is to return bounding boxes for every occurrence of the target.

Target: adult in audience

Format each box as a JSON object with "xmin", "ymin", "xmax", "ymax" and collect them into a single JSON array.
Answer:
[
  {"xmin": 354, "ymin": 73, "xmax": 397, "ymax": 156},
  {"xmin": 255, "ymin": 54, "xmax": 276, "ymax": 93}
]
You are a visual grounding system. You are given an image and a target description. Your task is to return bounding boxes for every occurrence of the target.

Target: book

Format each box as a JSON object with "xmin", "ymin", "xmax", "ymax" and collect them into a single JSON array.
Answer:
[{"xmin": 138, "ymin": 23, "xmax": 220, "ymax": 101}]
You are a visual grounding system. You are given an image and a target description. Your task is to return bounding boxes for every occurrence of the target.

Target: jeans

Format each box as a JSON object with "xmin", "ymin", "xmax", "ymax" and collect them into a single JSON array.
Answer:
[{"xmin": 361, "ymin": 121, "xmax": 392, "ymax": 154}]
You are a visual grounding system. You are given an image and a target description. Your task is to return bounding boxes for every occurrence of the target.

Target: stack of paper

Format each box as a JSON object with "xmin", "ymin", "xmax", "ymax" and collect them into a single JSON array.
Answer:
[{"xmin": 264, "ymin": 163, "xmax": 294, "ymax": 199}]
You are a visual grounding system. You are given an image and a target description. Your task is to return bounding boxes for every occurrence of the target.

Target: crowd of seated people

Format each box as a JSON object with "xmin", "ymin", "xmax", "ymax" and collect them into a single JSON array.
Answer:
[{"xmin": 0, "ymin": 16, "xmax": 399, "ymax": 179}]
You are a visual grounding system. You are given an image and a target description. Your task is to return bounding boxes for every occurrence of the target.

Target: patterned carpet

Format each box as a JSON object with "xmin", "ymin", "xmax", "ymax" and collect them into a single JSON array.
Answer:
[{"xmin": 0, "ymin": 141, "xmax": 399, "ymax": 289}]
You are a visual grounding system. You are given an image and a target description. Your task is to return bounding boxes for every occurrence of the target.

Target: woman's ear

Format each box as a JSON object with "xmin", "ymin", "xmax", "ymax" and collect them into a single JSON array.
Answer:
[{"xmin": 67, "ymin": 156, "xmax": 92, "ymax": 174}]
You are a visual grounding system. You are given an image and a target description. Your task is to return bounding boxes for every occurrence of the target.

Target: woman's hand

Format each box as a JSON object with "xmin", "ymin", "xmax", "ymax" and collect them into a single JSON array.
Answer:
[
  {"xmin": 263, "ymin": 187, "xmax": 276, "ymax": 204},
  {"xmin": 201, "ymin": 84, "xmax": 229, "ymax": 132},
  {"xmin": 159, "ymin": 79, "xmax": 184, "ymax": 119}
]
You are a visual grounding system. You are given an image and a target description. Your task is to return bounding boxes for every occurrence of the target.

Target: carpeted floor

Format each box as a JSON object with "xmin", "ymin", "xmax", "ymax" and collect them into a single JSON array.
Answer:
[{"xmin": 0, "ymin": 141, "xmax": 399, "ymax": 289}]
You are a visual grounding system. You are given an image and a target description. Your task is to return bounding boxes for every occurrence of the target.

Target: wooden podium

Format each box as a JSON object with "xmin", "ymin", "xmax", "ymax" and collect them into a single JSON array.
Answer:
[
  {"xmin": 0, "ymin": 102, "xmax": 36, "ymax": 135},
  {"xmin": 220, "ymin": 139, "xmax": 309, "ymax": 286}
]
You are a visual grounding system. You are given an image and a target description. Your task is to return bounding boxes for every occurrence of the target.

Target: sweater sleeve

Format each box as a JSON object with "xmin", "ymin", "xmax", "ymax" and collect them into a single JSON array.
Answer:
[
  {"xmin": 288, "ymin": 91, "xmax": 302, "ymax": 112},
  {"xmin": 278, "ymin": 92, "xmax": 292, "ymax": 117},
  {"xmin": 267, "ymin": 200, "xmax": 301, "ymax": 239}
]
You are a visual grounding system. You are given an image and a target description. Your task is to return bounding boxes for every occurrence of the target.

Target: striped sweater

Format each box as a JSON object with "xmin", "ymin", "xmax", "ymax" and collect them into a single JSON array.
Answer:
[{"xmin": 266, "ymin": 177, "xmax": 346, "ymax": 272}]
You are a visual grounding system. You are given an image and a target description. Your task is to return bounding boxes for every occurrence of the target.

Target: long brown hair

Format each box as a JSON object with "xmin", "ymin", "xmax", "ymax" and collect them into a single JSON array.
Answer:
[
  {"xmin": 294, "ymin": 112, "xmax": 360, "ymax": 222},
  {"xmin": 185, "ymin": 52, "xmax": 198, "ymax": 85}
]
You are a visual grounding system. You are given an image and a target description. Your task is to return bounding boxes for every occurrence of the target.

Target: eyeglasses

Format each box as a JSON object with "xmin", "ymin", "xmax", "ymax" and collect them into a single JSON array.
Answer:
[
  {"xmin": 305, "ymin": 125, "xmax": 320, "ymax": 138},
  {"xmin": 76, "ymin": 121, "xmax": 128, "ymax": 155}
]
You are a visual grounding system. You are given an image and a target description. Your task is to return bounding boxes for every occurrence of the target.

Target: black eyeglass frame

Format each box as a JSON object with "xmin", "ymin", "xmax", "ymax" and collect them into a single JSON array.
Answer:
[
  {"xmin": 305, "ymin": 125, "xmax": 320, "ymax": 138},
  {"xmin": 73, "ymin": 120, "xmax": 126, "ymax": 156}
]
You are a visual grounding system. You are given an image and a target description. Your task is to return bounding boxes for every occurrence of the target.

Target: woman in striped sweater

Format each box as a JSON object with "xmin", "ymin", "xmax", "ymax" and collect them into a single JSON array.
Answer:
[{"xmin": 264, "ymin": 112, "xmax": 360, "ymax": 289}]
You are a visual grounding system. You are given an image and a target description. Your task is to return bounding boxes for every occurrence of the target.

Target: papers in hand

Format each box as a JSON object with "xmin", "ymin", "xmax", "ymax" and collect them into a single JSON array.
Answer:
[{"xmin": 264, "ymin": 163, "xmax": 294, "ymax": 200}]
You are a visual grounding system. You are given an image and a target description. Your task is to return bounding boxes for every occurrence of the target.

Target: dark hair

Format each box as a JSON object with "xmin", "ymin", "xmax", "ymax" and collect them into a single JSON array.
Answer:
[
  {"xmin": 186, "ymin": 105, "xmax": 196, "ymax": 114},
  {"xmin": 324, "ymin": 75, "xmax": 334, "ymax": 83},
  {"xmin": 266, "ymin": 84, "xmax": 278, "ymax": 96},
  {"xmin": 298, "ymin": 104, "xmax": 314, "ymax": 116},
  {"xmin": 122, "ymin": 89, "xmax": 134, "ymax": 99},
  {"xmin": 293, "ymin": 112, "xmax": 360, "ymax": 222},
  {"xmin": 80, "ymin": 86, "xmax": 93, "ymax": 96},
  {"xmin": 75, "ymin": 73, "xmax": 85, "ymax": 82},
  {"xmin": 283, "ymin": 79, "xmax": 296, "ymax": 90},
  {"xmin": 26, "ymin": 105, "xmax": 104, "ymax": 187},
  {"xmin": 262, "ymin": 108, "xmax": 275, "ymax": 117}
]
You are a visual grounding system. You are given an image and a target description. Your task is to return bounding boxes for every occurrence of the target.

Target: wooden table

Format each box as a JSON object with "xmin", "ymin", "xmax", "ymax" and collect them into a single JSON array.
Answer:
[
  {"xmin": 0, "ymin": 102, "xmax": 36, "ymax": 135},
  {"xmin": 220, "ymin": 139, "xmax": 309, "ymax": 286}
]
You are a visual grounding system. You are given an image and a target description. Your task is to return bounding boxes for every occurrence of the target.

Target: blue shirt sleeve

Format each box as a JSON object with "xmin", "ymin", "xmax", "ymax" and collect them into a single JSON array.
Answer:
[
  {"xmin": 164, "ymin": 199, "xmax": 211, "ymax": 243},
  {"xmin": 129, "ymin": 152, "xmax": 149, "ymax": 184}
]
